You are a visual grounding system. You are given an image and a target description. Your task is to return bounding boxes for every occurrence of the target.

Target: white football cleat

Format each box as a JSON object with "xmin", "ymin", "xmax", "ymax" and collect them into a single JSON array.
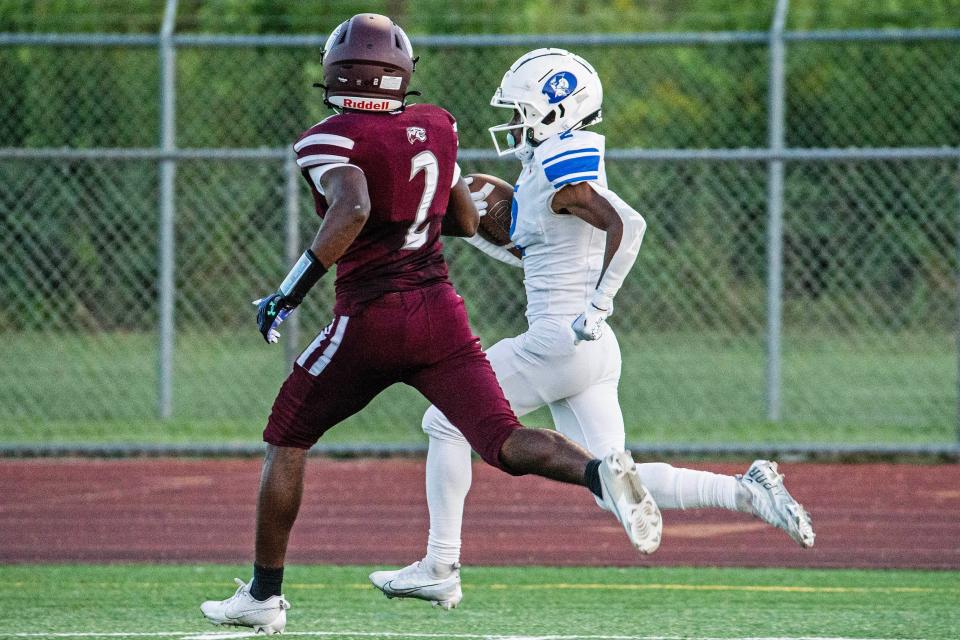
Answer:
[
  {"xmin": 739, "ymin": 459, "xmax": 816, "ymax": 548},
  {"xmin": 200, "ymin": 578, "xmax": 290, "ymax": 634},
  {"xmin": 369, "ymin": 561, "xmax": 462, "ymax": 610},
  {"xmin": 599, "ymin": 450, "xmax": 662, "ymax": 554}
]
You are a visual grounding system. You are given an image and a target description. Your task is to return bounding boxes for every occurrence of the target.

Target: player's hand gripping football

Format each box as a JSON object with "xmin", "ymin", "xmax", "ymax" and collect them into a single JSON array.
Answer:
[
  {"xmin": 254, "ymin": 293, "xmax": 294, "ymax": 344},
  {"xmin": 572, "ymin": 293, "xmax": 613, "ymax": 342},
  {"xmin": 464, "ymin": 176, "xmax": 494, "ymax": 217}
]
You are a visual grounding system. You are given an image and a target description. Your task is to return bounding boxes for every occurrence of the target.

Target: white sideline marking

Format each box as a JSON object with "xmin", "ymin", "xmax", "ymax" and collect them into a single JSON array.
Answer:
[
  {"xmin": 15, "ymin": 581, "xmax": 941, "ymax": 595},
  {"xmin": 7, "ymin": 632, "xmax": 926, "ymax": 640}
]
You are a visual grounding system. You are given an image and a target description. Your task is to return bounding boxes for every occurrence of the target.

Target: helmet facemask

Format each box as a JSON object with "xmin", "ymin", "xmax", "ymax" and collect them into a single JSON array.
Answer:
[{"xmin": 488, "ymin": 92, "xmax": 553, "ymax": 157}]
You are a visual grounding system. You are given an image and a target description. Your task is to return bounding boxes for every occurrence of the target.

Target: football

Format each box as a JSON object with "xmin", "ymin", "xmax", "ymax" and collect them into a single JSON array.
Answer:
[{"xmin": 467, "ymin": 173, "xmax": 514, "ymax": 246}]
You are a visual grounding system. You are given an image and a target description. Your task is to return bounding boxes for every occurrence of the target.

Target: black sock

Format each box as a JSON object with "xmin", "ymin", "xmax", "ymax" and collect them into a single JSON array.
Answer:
[
  {"xmin": 250, "ymin": 564, "xmax": 284, "ymax": 601},
  {"xmin": 584, "ymin": 459, "xmax": 603, "ymax": 499}
]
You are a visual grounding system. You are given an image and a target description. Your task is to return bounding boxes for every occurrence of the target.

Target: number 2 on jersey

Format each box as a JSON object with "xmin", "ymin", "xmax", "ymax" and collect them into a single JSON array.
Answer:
[{"xmin": 402, "ymin": 150, "xmax": 438, "ymax": 250}]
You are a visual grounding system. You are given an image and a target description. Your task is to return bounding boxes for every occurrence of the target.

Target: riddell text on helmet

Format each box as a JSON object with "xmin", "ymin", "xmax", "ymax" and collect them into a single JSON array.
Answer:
[{"xmin": 342, "ymin": 97, "xmax": 395, "ymax": 110}]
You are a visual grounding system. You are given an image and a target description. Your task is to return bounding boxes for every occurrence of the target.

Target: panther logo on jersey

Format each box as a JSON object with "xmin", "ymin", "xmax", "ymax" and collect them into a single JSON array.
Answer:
[
  {"xmin": 542, "ymin": 71, "xmax": 577, "ymax": 104},
  {"xmin": 407, "ymin": 127, "xmax": 427, "ymax": 144}
]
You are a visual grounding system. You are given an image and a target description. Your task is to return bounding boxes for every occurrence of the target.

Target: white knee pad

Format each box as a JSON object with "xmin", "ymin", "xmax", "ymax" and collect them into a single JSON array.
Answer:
[{"xmin": 421, "ymin": 405, "xmax": 469, "ymax": 445}]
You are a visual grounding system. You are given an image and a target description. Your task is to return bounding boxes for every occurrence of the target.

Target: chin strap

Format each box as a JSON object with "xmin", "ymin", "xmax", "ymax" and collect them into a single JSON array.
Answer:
[
  {"xmin": 312, "ymin": 82, "xmax": 340, "ymax": 111},
  {"xmin": 514, "ymin": 144, "xmax": 535, "ymax": 162}
]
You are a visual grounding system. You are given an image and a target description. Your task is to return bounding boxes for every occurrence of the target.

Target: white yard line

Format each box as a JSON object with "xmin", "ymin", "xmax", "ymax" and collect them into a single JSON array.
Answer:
[{"xmin": 11, "ymin": 581, "xmax": 943, "ymax": 595}]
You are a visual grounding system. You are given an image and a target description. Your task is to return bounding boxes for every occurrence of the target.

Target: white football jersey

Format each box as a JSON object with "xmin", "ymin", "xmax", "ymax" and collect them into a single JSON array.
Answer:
[{"xmin": 511, "ymin": 129, "xmax": 608, "ymax": 320}]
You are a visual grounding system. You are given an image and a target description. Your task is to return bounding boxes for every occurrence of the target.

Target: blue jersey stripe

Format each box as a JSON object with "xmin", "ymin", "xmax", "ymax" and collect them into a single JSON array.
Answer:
[
  {"xmin": 544, "ymin": 155, "xmax": 601, "ymax": 183},
  {"xmin": 542, "ymin": 147, "xmax": 600, "ymax": 166},
  {"xmin": 552, "ymin": 174, "xmax": 599, "ymax": 188},
  {"xmin": 509, "ymin": 183, "xmax": 519, "ymax": 236}
]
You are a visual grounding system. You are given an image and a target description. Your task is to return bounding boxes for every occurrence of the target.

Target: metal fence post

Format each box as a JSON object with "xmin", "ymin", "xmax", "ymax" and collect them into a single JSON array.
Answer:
[
  {"xmin": 283, "ymin": 151, "xmax": 302, "ymax": 369},
  {"xmin": 765, "ymin": 0, "xmax": 789, "ymax": 422},
  {"xmin": 956, "ymin": 159, "xmax": 960, "ymax": 444},
  {"xmin": 157, "ymin": 0, "xmax": 178, "ymax": 419}
]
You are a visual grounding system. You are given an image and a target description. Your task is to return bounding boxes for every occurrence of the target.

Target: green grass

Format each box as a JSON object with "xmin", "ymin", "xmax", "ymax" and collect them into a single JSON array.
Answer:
[
  {"xmin": 3, "ymin": 564, "xmax": 959, "ymax": 639},
  {"xmin": 0, "ymin": 329, "xmax": 954, "ymax": 446}
]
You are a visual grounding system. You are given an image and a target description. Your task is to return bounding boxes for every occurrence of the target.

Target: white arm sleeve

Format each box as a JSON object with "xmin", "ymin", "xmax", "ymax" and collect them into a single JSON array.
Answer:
[
  {"xmin": 461, "ymin": 234, "xmax": 523, "ymax": 268},
  {"xmin": 589, "ymin": 183, "xmax": 646, "ymax": 301}
]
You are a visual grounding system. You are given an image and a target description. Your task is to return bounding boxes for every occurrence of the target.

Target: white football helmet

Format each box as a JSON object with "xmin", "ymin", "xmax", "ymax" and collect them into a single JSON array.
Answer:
[{"xmin": 489, "ymin": 48, "xmax": 603, "ymax": 157}]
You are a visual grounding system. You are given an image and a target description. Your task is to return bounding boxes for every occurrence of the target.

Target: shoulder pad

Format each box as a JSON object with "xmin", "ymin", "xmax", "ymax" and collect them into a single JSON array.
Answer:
[
  {"xmin": 407, "ymin": 103, "xmax": 457, "ymax": 127},
  {"xmin": 293, "ymin": 115, "xmax": 356, "ymax": 170},
  {"xmin": 535, "ymin": 130, "xmax": 605, "ymax": 189}
]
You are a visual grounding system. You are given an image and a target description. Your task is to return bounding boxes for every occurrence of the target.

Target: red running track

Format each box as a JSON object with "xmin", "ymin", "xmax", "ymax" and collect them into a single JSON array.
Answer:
[{"xmin": 1, "ymin": 459, "xmax": 958, "ymax": 569}]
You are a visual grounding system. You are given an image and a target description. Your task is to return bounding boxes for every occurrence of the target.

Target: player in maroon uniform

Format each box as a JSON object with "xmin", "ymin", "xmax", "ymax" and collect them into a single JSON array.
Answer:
[{"xmin": 200, "ymin": 14, "xmax": 661, "ymax": 633}]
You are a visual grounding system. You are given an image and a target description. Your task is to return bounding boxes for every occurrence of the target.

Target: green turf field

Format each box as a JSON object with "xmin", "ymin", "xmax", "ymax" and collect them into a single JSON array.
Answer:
[
  {"xmin": 3, "ymin": 565, "xmax": 958, "ymax": 639},
  {"xmin": 0, "ymin": 329, "xmax": 953, "ymax": 446}
]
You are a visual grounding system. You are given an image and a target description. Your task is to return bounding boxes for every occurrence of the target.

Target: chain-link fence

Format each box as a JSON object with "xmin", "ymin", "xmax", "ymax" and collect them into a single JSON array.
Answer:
[{"xmin": 1, "ymin": 15, "xmax": 959, "ymax": 451}]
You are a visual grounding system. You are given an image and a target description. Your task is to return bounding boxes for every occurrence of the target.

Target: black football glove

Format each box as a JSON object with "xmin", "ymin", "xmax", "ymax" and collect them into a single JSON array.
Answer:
[
  {"xmin": 255, "ymin": 293, "xmax": 294, "ymax": 344},
  {"xmin": 254, "ymin": 249, "xmax": 327, "ymax": 345}
]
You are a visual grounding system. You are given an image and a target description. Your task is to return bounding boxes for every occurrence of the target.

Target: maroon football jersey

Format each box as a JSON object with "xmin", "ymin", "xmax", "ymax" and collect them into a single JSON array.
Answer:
[{"xmin": 294, "ymin": 104, "xmax": 460, "ymax": 315}]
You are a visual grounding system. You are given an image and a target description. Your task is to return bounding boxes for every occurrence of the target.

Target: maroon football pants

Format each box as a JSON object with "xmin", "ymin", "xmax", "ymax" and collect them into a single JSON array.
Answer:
[{"xmin": 263, "ymin": 282, "xmax": 521, "ymax": 469}]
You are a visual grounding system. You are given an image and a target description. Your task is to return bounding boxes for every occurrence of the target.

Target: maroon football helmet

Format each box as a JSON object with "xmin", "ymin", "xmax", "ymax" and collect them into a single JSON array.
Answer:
[{"xmin": 321, "ymin": 14, "xmax": 416, "ymax": 112}]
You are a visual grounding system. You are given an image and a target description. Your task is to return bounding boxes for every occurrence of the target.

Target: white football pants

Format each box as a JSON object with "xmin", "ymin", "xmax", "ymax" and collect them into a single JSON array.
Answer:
[
  {"xmin": 425, "ymin": 316, "xmax": 624, "ymax": 451},
  {"xmin": 420, "ymin": 316, "xmax": 742, "ymax": 570}
]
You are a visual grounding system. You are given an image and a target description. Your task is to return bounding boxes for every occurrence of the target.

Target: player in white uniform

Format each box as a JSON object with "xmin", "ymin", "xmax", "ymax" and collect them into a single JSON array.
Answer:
[{"xmin": 370, "ymin": 49, "xmax": 815, "ymax": 609}]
